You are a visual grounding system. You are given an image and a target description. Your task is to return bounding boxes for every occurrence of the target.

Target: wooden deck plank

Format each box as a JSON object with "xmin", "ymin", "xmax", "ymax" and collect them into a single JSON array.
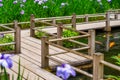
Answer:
[
  {"xmin": 11, "ymin": 55, "xmax": 62, "ymax": 80},
  {"xmin": 23, "ymin": 37, "xmax": 87, "ymax": 60},
  {"xmin": 21, "ymin": 41, "xmax": 76, "ymax": 65},
  {"xmin": 21, "ymin": 37, "xmax": 87, "ymax": 63},
  {"xmin": 21, "ymin": 48, "xmax": 57, "ymax": 66},
  {"xmin": 38, "ymin": 20, "xmax": 120, "ymax": 34},
  {"xmin": 11, "ymin": 60, "xmax": 43, "ymax": 80},
  {"xmin": 7, "ymin": 69, "xmax": 26, "ymax": 80}
]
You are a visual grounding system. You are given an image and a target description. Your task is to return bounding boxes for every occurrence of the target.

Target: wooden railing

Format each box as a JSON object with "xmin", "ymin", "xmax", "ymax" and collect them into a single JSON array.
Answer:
[
  {"xmin": 30, "ymin": 9, "xmax": 120, "ymax": 51},
  {"xmin": 38, "ymin": 9, "xmax": 120, "ymax": 80},
  {"xmin": 0, "ymin": 21, "xmax": 21, "ymax": 54},
  {"xmin": 41, "ymin": 36, "xmax": 120, "ymax": 80},
  {"xmin": 93, "ymin": 53, "xmax": 120, "ymax": 80}
]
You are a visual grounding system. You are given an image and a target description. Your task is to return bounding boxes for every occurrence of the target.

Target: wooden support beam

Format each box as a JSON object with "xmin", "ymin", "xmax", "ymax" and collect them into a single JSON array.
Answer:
[
  {"xmin": 105, "ymin": 12, "xmax": 111, "ymax": 51},
  {"xmin": 14, "ymin": 20, "xmax": 21, "ymax": 54},
  {"xmin": 106, "ymin": 32, "xmax": 110, "ymax": 51},
  {"xmin": 52, "ymin": 18, "xmax": 56, "ymax": 25},
  {"xmin": 41, "ymin": 36, "xmax": 49, "ymax": 68},
  {"xmin": 85, "ymin": 14, "xmax": 89, "ymax": 23},
  {"xmin": 30, "ymin": 14, "xmax": 35, "ymax": 37},
  {"xmin": 105, "ymin": 12, "xmax": 111, "ymax": 32},
  {"xmin": 57, "ymin": 22, "xmax": 63, "ymax": 45},
  {"xmin": 115, "ymin": 13, "xmax": 119, "ymax": 20},
  {"xmin": 93, "ymin": 53, "xmax": 104, "ymax": 80},
  {"xmin": 72, "ymin": 13, "xmax": 76, "ymax": 29},
  {"xmin": 88, "ymin": 30, "xmax": 95, "ymax": 56}
]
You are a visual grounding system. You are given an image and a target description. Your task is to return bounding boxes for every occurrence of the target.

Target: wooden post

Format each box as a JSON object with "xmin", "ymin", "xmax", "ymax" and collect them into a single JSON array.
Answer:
[
  {"xmin": 85, "ymin": 14, "xmax": 89, "ymax": 23},
  {"xmin": 41, "ymin": 36, "xmax": 49, "ymax": 68},
  {"xmin": 105, "ymin": 12, "xmax": 111, "ymax": 51},
  {"xmin": 72, "ymin": 13, "xmax": 76, "ymax": 30},
  {"xmin": 93, "ymin": 53, "xmax": 104, "ymax": 80},
  {"xmin": 115, "ymin": 13, "xmax": 118, "ymax": 20},
  {"xmin": 52, "ymin": 18, "xmax": 56, "ymax": 25},
  {"xmin": 105, "ymin": 12, "xmax": 111, "ymax": 32},
  {"xmin": 88, "ymin": 29, "xmax": 95, "ymax": 56},
  {"xmin": 30, "ymin": 14, "xmax": 35, "ymax": 37},
  {"xmin": 14, "ymin": 20, "xmax": 21, "ymax": 54},
  {"xmin": 57, "ymin": 22, "xmax": 63, "ymax": 45}
]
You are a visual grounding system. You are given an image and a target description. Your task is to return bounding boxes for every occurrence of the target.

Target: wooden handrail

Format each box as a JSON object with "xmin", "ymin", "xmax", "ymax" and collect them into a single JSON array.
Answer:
[
  {"xmin": 0, "ymin": 42, "xmax": 15, "ymax": 46},
  {"xmin": 48, "ymin": 46, "xmax": 89, "ymax": 56},
  {"xmin": 101, "ymin": 60, "xmax": 120, "ymax": 71},
  {"xmin": 34, "ymin": 13, "xmax": 106, "ymax": 21},
  {"xmin": 0, "ymin": 31, "xmax": 15, "ymax": 34},
  {"xmin": 49, "ymin": 34, "xmax": 90, "ymax": 42},
  {"xmin": 47, "ymin": 41, "xmax": 93, "ymax": 59},
  {"xmin": 0, "ymin": 25, "xmax": 14, "ymax": 31},
  {"xmin": 36, "ymin": 20, "xmax": 58, "ymax": 27}
]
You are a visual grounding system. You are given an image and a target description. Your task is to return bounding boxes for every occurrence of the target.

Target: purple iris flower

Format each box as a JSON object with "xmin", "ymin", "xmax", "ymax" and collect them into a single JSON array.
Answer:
[
  {"xmin": 107, "ymin": 0, "xmax": 111, "ymax": 2},
  {"xmin": 0, "ymin": 34, "xmax": 4, "ymax": 38},
  {"xmin": 43, "ymin": 0, "xmax": 48, "ymax": 2},
  {"xmin": 20, "ymin": 10, "xmax": 24, "ymax": 15},
  {"xmin": 0, "ymin": 3, "xmax": 3, "ymax": 7},
  {"xmin": 0, "ymin": 53, "xmax": 13, "ymax": 68},
  {"xmin": 97, "ymin": 0, "xmax": 101, "ymax": 2},
  {"xmin": 23, "ymin": 0, "xmax": 26, "ymax": 3},
  {"xmin": 0, "ymin": 0, "xmax": 2, "ymax": 2},
  {"xmin": 34, "ymin": 0, "xmax": 40, "ymax": 3},
  {"xmin": 56, "ymin": 64, "xmax": 76, "ymax": 80},
  {"xmin": 13, "ymin": 0, "xmax": 18, "ymax": 4}
]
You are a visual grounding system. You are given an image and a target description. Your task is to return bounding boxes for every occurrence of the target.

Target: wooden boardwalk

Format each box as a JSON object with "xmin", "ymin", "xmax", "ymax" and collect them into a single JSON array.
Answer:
[
  {"xmin": 42, "ymin": 19, "xmax": 120, "ymax": 34},
  {"xmin": 7, "ymin": 30, "xmax": 89, "ymax": 80},
  {"xmin": 3, "ymin": 12, "xmax": 120, "ymax": 80}
]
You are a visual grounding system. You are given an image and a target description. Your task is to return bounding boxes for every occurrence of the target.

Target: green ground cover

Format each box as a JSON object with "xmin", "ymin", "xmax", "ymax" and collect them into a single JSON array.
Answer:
[
  {"xmin": 0, "ymin": 34, "xmax": 14, "ymax": 52},
  {"xmin": 0, "ymin": 0, "xmax": 120, "ymax": 23}
]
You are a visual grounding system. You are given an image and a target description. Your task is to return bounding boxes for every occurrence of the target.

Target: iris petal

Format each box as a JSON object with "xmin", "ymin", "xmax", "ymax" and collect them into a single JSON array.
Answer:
[
  {"xmin": 64, "ymin": 71, "xmax": 70, "ymax": 79},
  {"xmin": 1, "ymin": 60, "xmax": 9, "ymax": 68},
  {"xmin": 0, "ymin": 60, "xmax": 4, "ymax": 65},
  {"xmin": 6, "ymin": 58, "xmax": 13, "ymax": 68},
  {"xmin": 3, "ymin": 54, "xmax": 12, "ymax": 59},
  {"xmin": 56, "ymin": 64, "xmax": 76, "ymax": 80},
  {"xmin": 0, "ymin": 53, "xmax": 13, "ymax": 68},
  {"xmin": 70, "ymin": 69, "xmax": 76, "ymax": 77}
]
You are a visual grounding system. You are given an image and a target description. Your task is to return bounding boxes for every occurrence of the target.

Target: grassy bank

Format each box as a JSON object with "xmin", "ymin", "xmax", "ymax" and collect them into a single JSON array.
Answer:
[{"xmin": 0, "ymin": 0, "xmax": 120, "ymax": 23}]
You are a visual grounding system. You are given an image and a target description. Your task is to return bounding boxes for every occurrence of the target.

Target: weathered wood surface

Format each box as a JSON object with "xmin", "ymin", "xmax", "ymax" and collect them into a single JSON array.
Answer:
[
  {"xmin": 8, "ymin": 30, "xmax": 90, "ymax": 80},
  {"xmin": 41, "ymin": 19, "xmax": 120, "ymax": 34}
]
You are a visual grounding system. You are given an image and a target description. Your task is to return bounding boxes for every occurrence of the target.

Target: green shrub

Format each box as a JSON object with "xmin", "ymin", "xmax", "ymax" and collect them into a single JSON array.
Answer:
[
  {"xmin": 62, "ymin": 30, "xmax": 79, "ymax": 48},
  {"xmin": 0, "ymin": 0, "xmax": 120, "ymax": 23},
  {"xmin": 105, "ymin": 54, "xmax": 120, "ymax": 80},
  {"xmin": 0, "ymin": 34, "xmax": 14, "ymax": 52},
  {"xmin": 35, "ymin": 31, "xmax": 46, "ymax": 39}
]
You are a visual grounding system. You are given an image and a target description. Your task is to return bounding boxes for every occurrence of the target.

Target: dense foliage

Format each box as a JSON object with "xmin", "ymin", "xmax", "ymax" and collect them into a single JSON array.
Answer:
[
  {"xmin": 0, "ymin": 0, "xmax": 120, "ymax": 23},
  {"xmin": 0, "ymin": 34, "xmax": 14, "ymax": 51}
]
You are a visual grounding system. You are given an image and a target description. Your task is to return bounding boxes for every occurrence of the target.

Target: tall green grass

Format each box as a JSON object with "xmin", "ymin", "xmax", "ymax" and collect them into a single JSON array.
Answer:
[{"xmin": 0, "ymin": 0, "xmax": 120, "ymax": 23}]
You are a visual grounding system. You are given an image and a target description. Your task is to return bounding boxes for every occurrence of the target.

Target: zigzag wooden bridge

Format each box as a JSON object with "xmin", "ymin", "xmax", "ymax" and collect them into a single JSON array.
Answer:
[{"xmin": 0, "ymin": 9, "xmax": 120, "ymax": 80}]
